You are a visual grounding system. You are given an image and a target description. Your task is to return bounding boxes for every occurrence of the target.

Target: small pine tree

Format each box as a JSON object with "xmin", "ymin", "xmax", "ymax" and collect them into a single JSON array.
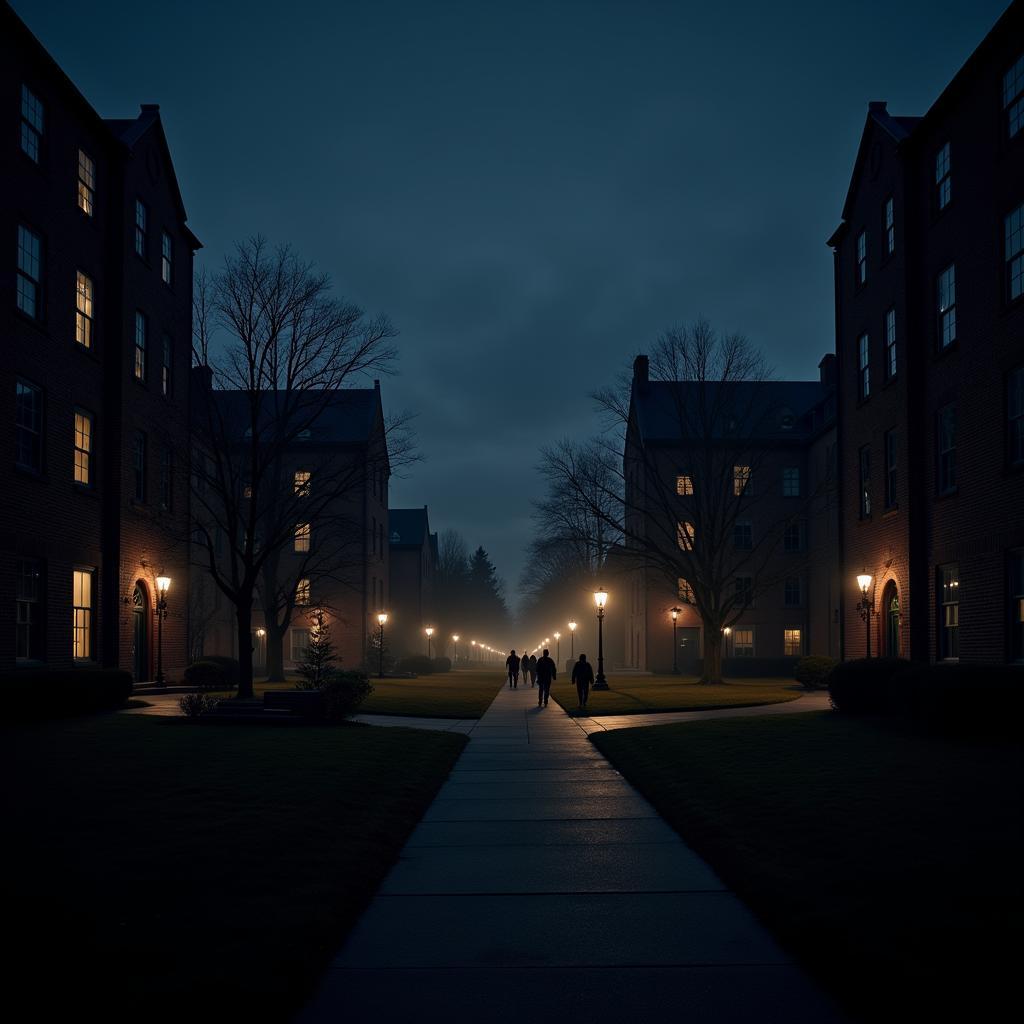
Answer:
[{"xmin": 296, "ymin": 608, "xmax": 338, "ymax": 689}]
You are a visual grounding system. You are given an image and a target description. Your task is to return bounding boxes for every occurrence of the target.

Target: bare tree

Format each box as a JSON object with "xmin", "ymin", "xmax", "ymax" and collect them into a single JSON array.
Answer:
[
  {"xmin": 549, "ymin": 319, "xmax": 814, "ymax": 684},
  {"xmin": 191, "ymin": 238, "xmax": 397, "ymax": 697}
]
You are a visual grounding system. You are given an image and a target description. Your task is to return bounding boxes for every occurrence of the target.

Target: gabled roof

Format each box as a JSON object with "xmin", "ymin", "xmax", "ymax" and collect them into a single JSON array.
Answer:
[{"xmin": 389, "ymin": 507, "xmax": 430, "ymax": 548}]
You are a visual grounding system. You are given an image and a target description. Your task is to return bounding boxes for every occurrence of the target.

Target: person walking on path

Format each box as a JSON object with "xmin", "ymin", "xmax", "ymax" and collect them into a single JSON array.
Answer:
[
  {"xmin": 571, "ymin": 653, "xmax": 594, "ymax": 709},
  {"xmin": 528, "ymin": 654, "xmax": 538, "ymax": 687},
  {"xmin": 535, "ymin": 648, "xmax": 557, "ymax": 707},
  {"xmin": 506, "ymin": 650, "xmax": 520, "ymax": 689}
]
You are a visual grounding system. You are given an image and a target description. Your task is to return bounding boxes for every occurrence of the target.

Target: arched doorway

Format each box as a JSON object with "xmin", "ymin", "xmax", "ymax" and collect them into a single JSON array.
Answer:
[
  {"xmin": 132, "ymin": 582, "xmax": 149, "ymax": 682},
  {"xmin": 883, "ymin": 581, "xmax": 900, "ymax": 658}
]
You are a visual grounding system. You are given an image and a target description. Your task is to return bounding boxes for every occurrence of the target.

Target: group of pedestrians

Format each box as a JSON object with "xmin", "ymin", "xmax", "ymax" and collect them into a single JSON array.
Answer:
[{"xmin": 505, "ymin": 648, "xmax": 596, "ymax": 709}]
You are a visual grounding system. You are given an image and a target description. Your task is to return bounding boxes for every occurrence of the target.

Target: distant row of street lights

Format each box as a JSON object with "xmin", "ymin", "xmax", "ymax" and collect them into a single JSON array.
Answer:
[{"xmin": 533, "ymin": 588, "xmax": 609, "ymax": 689}]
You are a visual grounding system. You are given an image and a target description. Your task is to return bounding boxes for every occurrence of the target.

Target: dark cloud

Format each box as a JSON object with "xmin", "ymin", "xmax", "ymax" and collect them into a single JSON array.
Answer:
[{"xmin": 19, "ymin": 0, "xmax": 1007, "ymax": 605}]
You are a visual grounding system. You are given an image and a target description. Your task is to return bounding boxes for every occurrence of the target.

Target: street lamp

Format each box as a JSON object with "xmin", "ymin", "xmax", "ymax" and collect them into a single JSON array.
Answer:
[
  {"xmin": 554, "ymin": 631, "xmax": 561, "ymax": 664},
  {"xmin": 856, "ymin": 574, "xmax": 874, "ymax": 658},
  {"xmin": 377, "ymin": 612, "xmax": 388, "ymax": 678},
  {"xmin": 155, "ymin": 575, "xmax": 171, "ymax": 685},
  {"xmin": 452, "ymin": 634, "xmax": 460, "ymax": 666},
  {"xmin": 593, "ymin": 587, "xmax": 609, "ymax": 690},
  {"xmin": 670, "ymin": 607, "xmax": 682, "ymax": 675},
  {"xmin": 425, "ymin": 626, "xmax": 435, "ymax": 659},
  {"xmin": 568, "ymin": 620, "xmax": 577, "ymax": 659}
]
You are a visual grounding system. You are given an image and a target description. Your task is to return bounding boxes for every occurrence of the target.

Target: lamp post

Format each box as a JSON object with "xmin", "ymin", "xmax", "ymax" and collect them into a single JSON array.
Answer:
[
  {"xmin": 568, "ymin": 620, "xmax": 577, "ymax": 659},
  {"xmin": 452, "ymin": 634, "xmax": 460, "ymax": 666},
  {"xmin": 554, "ymin": 631, "xmax": 561, "ymax": 664},
  {"xmin": 155, "ymin": 575, "xmax": 171, "ymax": 685},
  {"xmin": 425, "ymin": 626, "xmax": 434, "ymax": 659},
  {"xmin": 377, "ymin": 612, "xmax": 388, "ymax": 677},
  {"xmin": 670, "ymin": 607, "xmax": 681, "ymax": 674},
  {"xmin": 856, "ymin": 574, "xmax": 874, "ymax": 658},
  {"xmin": 593, "ymin": 587, "xmax": 609, "ymax": 690}
]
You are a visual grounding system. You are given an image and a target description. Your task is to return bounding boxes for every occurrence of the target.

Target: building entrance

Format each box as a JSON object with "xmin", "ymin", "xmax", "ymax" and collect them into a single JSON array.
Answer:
[{"xmin": 132, "ymin": 582, "xmax": 149, "ymax": 682}]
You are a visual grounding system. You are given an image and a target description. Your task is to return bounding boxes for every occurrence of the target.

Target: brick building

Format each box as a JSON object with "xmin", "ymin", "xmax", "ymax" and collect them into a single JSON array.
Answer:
[
  {"xmin": 2, "ymin": 3, "xmax": 199, "ymax": 680},
  {"xmin": 622, "ymin": 354, "xmax": 838, "ymax": 673},
  {"xmin": 387, "ymin": 507, "xmax": 438, "ymax": 659},
  {"xmin": 829, "ymin": 3, "xmax": 1024, "ymax": 663}
]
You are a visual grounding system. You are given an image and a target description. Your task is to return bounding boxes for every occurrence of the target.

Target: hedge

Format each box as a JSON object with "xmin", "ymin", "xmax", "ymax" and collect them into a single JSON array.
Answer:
[
  {"xmin": 892, "ymin": 663, "xmax": 1024, "ymax": 736},
  {"xmin": 827, "ymin": 658, "xmax": 912, "ymax": 714},
  {"xmin": 396, "ymin": 654, "xmax": 434, "ymax": 675},
  {"xmin": 431, "ymin": 657, "xmax": 452, "ymax": 673},
  {"xmin": 184, "ymin": 660, "xmax": 229, "ymax": 691},
  {"xmin": 794, "ymin": 655, "xmax": 838, "ymax": 690},
  {"xmin": 0, "ymin": 668, "xmax": 133, "ymax": 719}
]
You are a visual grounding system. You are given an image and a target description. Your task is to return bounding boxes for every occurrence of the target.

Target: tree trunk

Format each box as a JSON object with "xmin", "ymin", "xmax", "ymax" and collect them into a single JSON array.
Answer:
[
  {"xmin": 265, "ymin": 623, "xmax": 286, "ymax": 682},
  {"xmin": 701, "ymin": 624, "xmax": 724, "ymax": 685},
  {"xmin": 236, "ymin": 599, "xmax": 255, "ymax": 699}
]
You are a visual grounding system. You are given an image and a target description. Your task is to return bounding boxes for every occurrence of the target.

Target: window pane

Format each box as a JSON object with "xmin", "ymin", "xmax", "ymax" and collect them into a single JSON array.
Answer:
[
  {"xmin": 77, "ymin": 150, "xmax": 95, "ymax": 215},
  {"xmin": 74, "ymin": 410, "xmax": 92, "ymax": 485}
]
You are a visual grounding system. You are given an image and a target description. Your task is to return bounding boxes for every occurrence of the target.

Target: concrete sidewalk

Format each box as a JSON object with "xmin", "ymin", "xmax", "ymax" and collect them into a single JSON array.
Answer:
[{"xmin": 297, "ymin": 682, "xmax": 845, "ymax": 1023}]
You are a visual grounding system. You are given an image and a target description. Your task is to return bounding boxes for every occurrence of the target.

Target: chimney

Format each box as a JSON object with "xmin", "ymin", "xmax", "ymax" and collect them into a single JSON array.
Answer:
[
  {"xmin": 191, "ymin": 363, "xmax": 213, "ymax": 392},
  {"xmin": 819, "ymin": 353, "xmax": 837, "ymax": 388},
  {"xmin": 374, "ymin": 379, "xmax": 380, "ymax": 391},
  {"xmin": 868, "ymin": 101, "xmax": 887, "ymax": 115},
  {"xmin": 633, "ymin": 354, "xmax": 649, "ymax": 391}
]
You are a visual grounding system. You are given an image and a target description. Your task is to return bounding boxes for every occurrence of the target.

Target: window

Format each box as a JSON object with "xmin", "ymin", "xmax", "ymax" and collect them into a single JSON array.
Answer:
[
  {"xmin": 16, "ymin": 558, "xmax": 44, "ymax": 661},
  {"xmin": 1010, "ymin": 550, "xmax": 1024, "ymax": 662},
  {"xmin": 884, "ymin": 308, "xmax": 896, "ymax": 379},
  {"xmin": 1010, "ymin": 367, "xmax": 1024, "ymax": 466},
  {"xmin": 784, "ymin": 520, "xmax": 805, "ymax": 552},
  {"xmin": 296, "ymin": 579, "xmax": 311, "ymax": 606},
  {"xmin": 295, "ymin": 523, "xmax": 311, "ymax": 552},
  {"xmin": 858, "ymin": 334, "xmax": 870, "ymax": 399},
  {"xmin": 133, "ymin": 431, "xmax": 147, "ymax": 501},
  {"xmin": 678, "ymin": 578, "xmax": 694, "ymax": 603},
  {"xmin": 159, "ymin": 447, "xmax": 173, "ymax": 511},
  {"xmin": 734, "ymin": 576, "xmax": 754, "ymax": 609},
  {"xmin": 134, "ymin": 200, "xmax": 147, "ymax": 258},
  {"xmin": 885, "ymin": 429, "xmax": 898, "ymax": 509},
  {"xmin": 937, "ymin": 404, "xmax": 957, "ymax": 494},
  {"xmin": 16, "ymin": 380, "xmax": 43, "ymax": 472},
  {"xmin": 161, "ymin": 336, "xmax": 172, "ymax": 396},
  {"xmin": 935, "ymin": 142, "xmax": 951, "ymax": 211},
  {"xmin": 134, "ymin": 311, "xmax": 147, "ymax": 381},
  {"xmin": 677, "ymin": 521, "xmax": 695, "ymax": 551},
  {"xmin": 20, "ymin": 85, "xmax": 43, "ymax": 162},
  {"xmin": 733, "ymin": 465, "xmax": 751, "ymax": 496},
  {"xmin": 75, "ymin": 271, "xmax": 94, "ymax": 348},
  {"xmin": 17, "ymin": 225, "xmax": 42, "ymax": 318},
  {"xmin": 72, "ymin": 569, "xmax": 93, "ymax": 660},
  {"xmin": 294, "ymin": 470, "xmax": 311, "ymax": 495},
  {"xmin": 74, "ymin": 410, "xmax": 93, "ymax": 485},
  {"xmin": 782, "ymin": 467, "xmax": 800, "ymax": 497},
  {"xmin": 1006, "ymin": 204, "xmax": 1023, "ymax": 303},
  {"xmin": 734, "ymin": 520, "xmax": 752, "ymax": 550},
  {"xmin": 937, "ymin": 265, "xmax": 956, "ymax": 349},
  {"xmin": 856, "ymin": 231, "xmax": 867, "ymax": 284},
  {"xmin": 784, "ymin": 577, "xmax": 801, "ymax": 606},
  {"xmin": 939, "ymin": 564, "xmax": 959, "ymax": 660},
  {"xmin": 884, "ymin": 197, "xmax": 895, "ymax": 255},
  {"xmin": 78, "ymin": 150, "xmax": 95, "ymax": 216},
  {"xmin": 291, "ymin": 628, "xmax": 310, "ymax": 662},
  {"xmin": 161, "ymin": 231, "xmax": 173, "ymax": 285},
  {"xmin": 733, "ymin": 628, "xmax": 754, "ymax": 657},
  {"xmin": 859, "ymin": 446, "xmax": 871, "ymax": 518},
  {"xmin": 783, "ymin": 628, "xmax": 802, "ymax": 657},
  {"xmin": 1004, "ymin": 53, "xmax": 1024, "ymax": 139},
  {"xmin": 676, "ymin": 474, "xmax": 693, "ymax": 496}
]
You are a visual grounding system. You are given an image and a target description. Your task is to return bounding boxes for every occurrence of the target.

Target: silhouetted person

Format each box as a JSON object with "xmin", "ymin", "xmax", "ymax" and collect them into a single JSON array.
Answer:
[
  {"xmin": 506, "ymin": 650, "xmax": 520, "ymax": 688},
  {"xmin": 571, "ymin": 653, "xmax": 594, "ymax": 708},
  {"xmin": 528, "ymin": 654, "xmax": 538, "ymax": 687},
  {"xmin": 535, "ymin": 648, "xmax": 557, "ymax": 707}
]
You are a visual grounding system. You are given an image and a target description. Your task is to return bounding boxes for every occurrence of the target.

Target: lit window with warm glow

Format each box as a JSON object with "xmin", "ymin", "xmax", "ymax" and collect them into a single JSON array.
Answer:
[
  {"xmin": 733, "ymin": 465, "xmax": 751, "ymax": 496},
  {"xmin": 783, "ymin": 628, "xmax": 802, "ymax": 656},
  {"xmin": 75, "ymin": 271, "xmax": 93, "ymax": 348},
  {"xmin": 72, "ymin": 569, "xmax": 93, "ymax": 659},
  {"xmin": 677, "ymin": 521, "xmax": 695, "ymax": 550},
  {"xmin": 294, "ymin": 470, "xmax": 311, "ymax": 495},
  {"xmin": 74, "ymin": 410, "xmax": 92, "ymax": 485},
  {"xmin": 733, "ymin": 628, "xmax": 754, "ymax": 657},
  {"xmin": 296, "ymin": 578, "xmax": 311, "ymax": 605},
  {"xmin": 295, "ymin": 523, "xmax": 311, "ymax": 552},
  {"xmin": 676, "ymin": 474, "xmax": 693, "ymax": 496},
  {"xmin": 78, "ymin": 150, "xmax": 95, "ymax": 215},
  {"xmin": 678, "ymin": 578, "xmax": 694, "ymax": 603}
]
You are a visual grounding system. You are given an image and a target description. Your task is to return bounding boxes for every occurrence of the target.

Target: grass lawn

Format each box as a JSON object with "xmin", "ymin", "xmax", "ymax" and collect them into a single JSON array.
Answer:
[
  {"xmin": 552, "ymin": 674, "xmax": 803, "ymax": 716},
  {"xmin": 1, "ymin": 713, "xmax": 466, "ymax": 1020},
  {"xmin": 592, "ymin": 712, "xmax": 1023, "ymax": 1021}
]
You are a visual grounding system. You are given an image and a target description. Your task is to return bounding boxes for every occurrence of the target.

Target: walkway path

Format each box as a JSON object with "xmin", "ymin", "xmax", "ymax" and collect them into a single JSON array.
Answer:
[{"xmin": 297, "ymin": 682, "xmax": 844, "ymax": 1023}]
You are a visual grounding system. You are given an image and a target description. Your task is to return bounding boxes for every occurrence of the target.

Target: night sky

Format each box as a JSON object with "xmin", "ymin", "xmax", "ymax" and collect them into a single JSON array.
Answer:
[{"xmin": 18, "ymin": 0, "xmax": 1008, "ymax": 606}]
